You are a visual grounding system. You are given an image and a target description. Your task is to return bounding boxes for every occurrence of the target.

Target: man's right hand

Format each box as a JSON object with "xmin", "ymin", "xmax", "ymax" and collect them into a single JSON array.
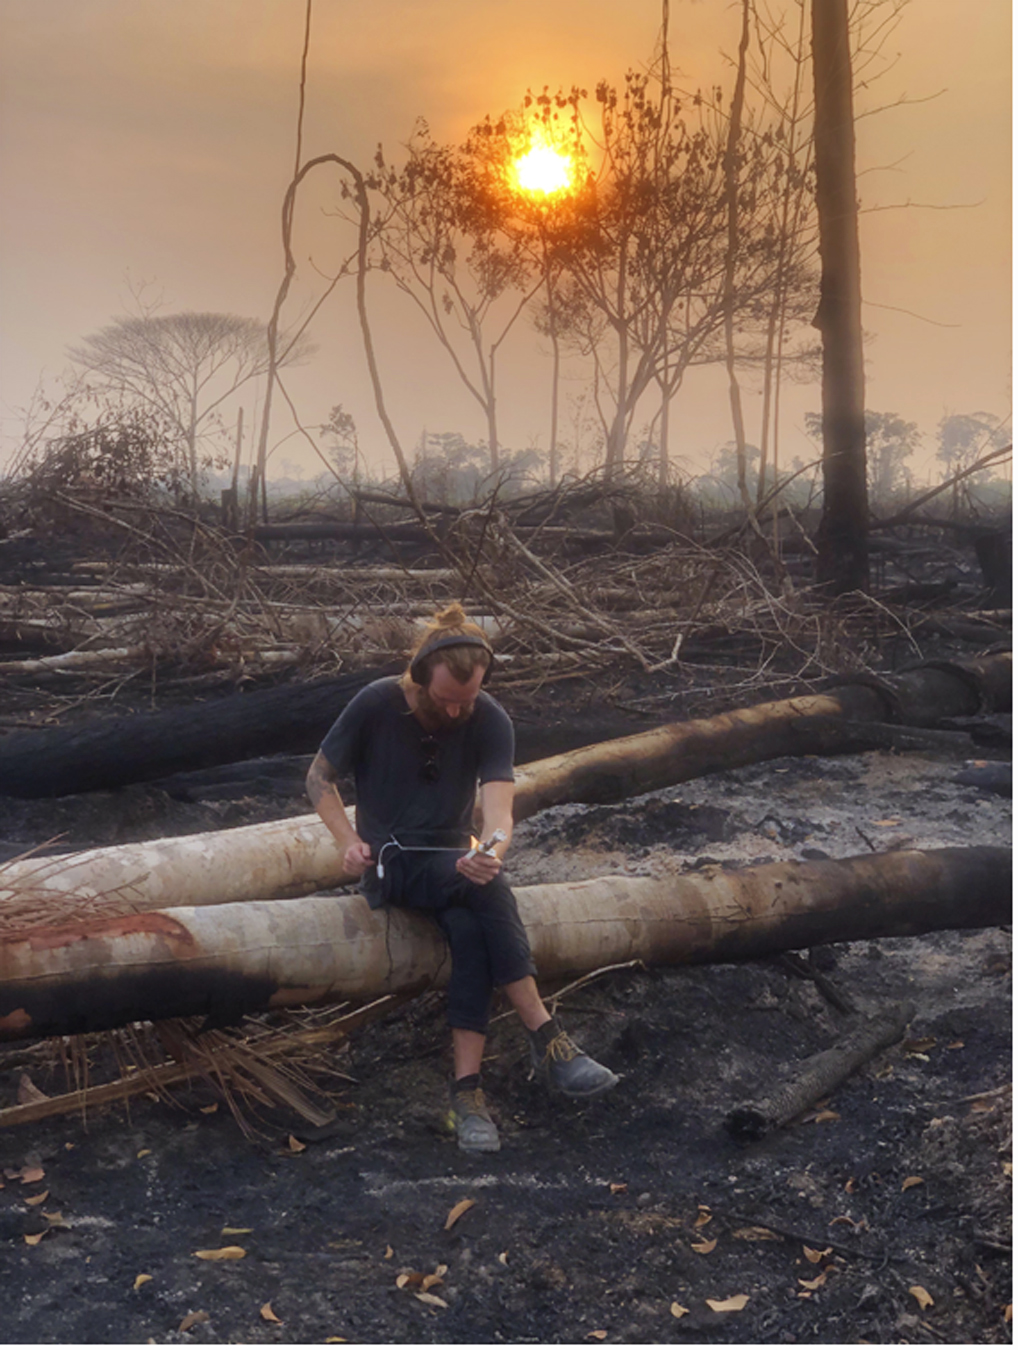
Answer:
[{"xmin": 343, "ymin": 839, "xmax": 374, "ymax": 876}]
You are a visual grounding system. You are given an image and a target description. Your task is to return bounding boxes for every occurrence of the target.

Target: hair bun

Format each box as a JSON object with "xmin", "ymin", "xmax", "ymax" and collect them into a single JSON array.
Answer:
[{"xmin": 435, "ymin": 602, "xmax": 467, "ymax": 629}]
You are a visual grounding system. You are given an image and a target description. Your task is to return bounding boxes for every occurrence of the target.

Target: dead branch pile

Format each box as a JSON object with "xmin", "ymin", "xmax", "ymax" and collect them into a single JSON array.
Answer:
[{"xmin": 0, "ymin": 474, "xmax": 1010, "ymax": 713}]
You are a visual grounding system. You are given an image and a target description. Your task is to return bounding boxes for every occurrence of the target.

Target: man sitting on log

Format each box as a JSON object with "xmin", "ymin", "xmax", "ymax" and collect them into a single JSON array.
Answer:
[{"xmin": 306, "ymin": 603, "xmax": 618, "ymax": 1152}]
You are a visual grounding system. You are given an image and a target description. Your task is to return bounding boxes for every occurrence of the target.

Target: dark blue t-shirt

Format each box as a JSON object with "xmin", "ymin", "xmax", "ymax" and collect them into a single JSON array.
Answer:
[{"xmin": 320, "ymin": 676, "xmax": 514, "ymax": 855}]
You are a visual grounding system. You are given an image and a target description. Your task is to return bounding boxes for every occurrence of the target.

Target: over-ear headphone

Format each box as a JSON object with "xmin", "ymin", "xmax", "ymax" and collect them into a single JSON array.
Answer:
[{"xmin": 409, "ymin": 632, "xmax": 494, "ymax": 687}]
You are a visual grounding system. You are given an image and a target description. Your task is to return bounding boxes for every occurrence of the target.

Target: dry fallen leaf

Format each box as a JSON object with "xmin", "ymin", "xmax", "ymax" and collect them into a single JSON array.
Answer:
[
  {"xmin": 221, "ymin": 1227, "xmax": 252, "ymax": 1236},
  {"xmin": 498, "ymin": 1251, "xmax": 508, "ymax": 1265},
  {"xmin": 608, "ymin": 1182, "xmax": 627, "ymax": 1194},
  {"xmin": 24, "ymin": 1191, "xmax": 49, "ymax": 1207},
  {"xmin": 324, "ymin": 1339, "xmax": 348, "ymax": 1344},
  {"xmin": 829, "ymin": 1214, "xmax": 869, "ymax": 1232},
  {"xmin": 909, "ymin": 1285, "xmax": 934, "ymax": 1310},
  {"xmin": 41, "ymin": 1210, "xmax": 65, "ymax": 1225},
  {"xmin": 421, "ymin": 1267, "xmax": 447, "ymax": 1292},
  {"xmin": 799, "ymin": 1274, "xmax": 827, "ymax": 1291},
  {"xmin": 1002, "ymin": 1162, "xmax": 1012, "ymax": 1177},
  {"xmin": 946, "ymin": 1040, "xmax": 965, "ymax": 1050},
  {"xmin": 193, "ymin": 1246, "xmax": 246, "ymax": 1261},
  {"xmin": 260, "ymin": 1302, "xmax": 282, "ymax": 1324},
  {"xmin": 901, "ymin": 1175, "xmax": 924, "ymax": 1191},
  {"xmin": 1003, "ymin": 1304, "xmax": 1012, "ymax": 1324},
  {"xmin": 20, "ymin": 1166, "xmax": 44, "ymax": 1185},
  {"xmin": 871, "ymin": 818, "xmax": 901, "ymax": 827},
  {"xmin": 669, "ymin": 1302, "xmax": 689, "ymax": 1319},
  {"xmin": 844, "ymin": 1177, "xmax": 858, "ymax": 1193},
  {"xmin": 133, "ymin": 1274, "xmax": 152, "ymax": 1291},
  {"xmin": 797, "ymin": 1290, "xmax": 813, "ymax": 1300},
  {"xmin": 200, "ymin": 1104, "xmax": 218, "ymax": 1115},
  {"xmin": 136, "ymin": 1149, "xmax": 151, "ymax": 1160},
  {"xmin": 24, "ymin": 1232, "xmax": 45, "ymax": 1246},
  {"xmin": 178, "ymin": 1311, "xmax": 209, "ymax": 1333},
  {"xmin": 694, "ymin": 1205, "xmax": 712, "ymax": 1228},
  {"xmin": 395, "ymin": 1274, "xmax": 418, "ymax": 1290},
  {"xmin": 706, "ymin": 1294, "xmax": 750, "ymax": 1312},
  {"xmin": 414, "ymin": 1292, "xmax": 449, "ymax": 1309},
  {"xmin": 384, "ymin": 1244, "xmax": 394, "ymax": 1259},
  {"xmin": 444, "ymin": 1198, "xmax": 475, "ymax": 1230},
  {"xmin": 803, "ymin": 1246, "xmax": 832, "ymax": 1264},
  {"xmin": 732, "ymin": 1226, "xmax": 779, "ymax": 1241},
  {"xmin": 969, "ymin": 1098, "xmax": 993, "ymax": 1115},
  {"xmin": 287, "ymin": 1135, "xmax": 306, "ymax": 1153},
  {"xmin": 903, "ymin": 1037, "xmax": 936, "ymax": 1053},
  {"xmin": 585, "ymin": 1331, "xmax": 607, "ymax": 1341},
  {"xmin": 691, "ymin": 1238, "xmax": 717, "ymax": 1254},
  {"xmin": 812, "ymin": 1110, "xmax": 841, "ymax": 1124}
]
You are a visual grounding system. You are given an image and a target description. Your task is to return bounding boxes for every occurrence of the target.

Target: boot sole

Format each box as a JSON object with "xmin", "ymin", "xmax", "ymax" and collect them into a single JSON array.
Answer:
[
  {"xmin": 458, "ymin": 1137, "xmax": 501, "ymax": 1152},
  {"xmin": 548, "ymin": 1071, "xmax": 621, "ymax": 1099}
]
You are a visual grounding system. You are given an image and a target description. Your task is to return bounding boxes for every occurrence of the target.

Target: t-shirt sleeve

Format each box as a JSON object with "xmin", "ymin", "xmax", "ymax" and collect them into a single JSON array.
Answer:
[
  {"xmin": 476, "ymin": 697, "xmax": 515, "ymax": 784},
  {"xmin": 319, "ymin": 682, "xmax": 379, "ymax": 775}
]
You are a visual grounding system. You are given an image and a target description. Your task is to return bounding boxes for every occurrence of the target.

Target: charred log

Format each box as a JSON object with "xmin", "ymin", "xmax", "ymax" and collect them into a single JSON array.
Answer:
[
  {"xmin": 725, "ymin": 1000, "xmax": 914, "ymax": 1140},
  {"xmin": 0, "ymin": 665, "xmax": 398, "ymax": 798},
  {"xmin": 512, "ymin": 653, "xmax": 1010, "ymax": 817},
  {"xmin": 0, "ymin": 654, "xmax": 1009, "ymax": 914},
  {"xmin": 0, "ymin": 846, "xmax": 1007, "ymax": 1044}
]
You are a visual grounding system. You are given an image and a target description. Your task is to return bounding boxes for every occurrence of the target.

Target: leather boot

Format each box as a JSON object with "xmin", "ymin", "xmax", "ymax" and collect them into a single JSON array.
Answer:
[{"xmin": 529, "ymin": 1019, "xmax": 619, "ymax": 1098}]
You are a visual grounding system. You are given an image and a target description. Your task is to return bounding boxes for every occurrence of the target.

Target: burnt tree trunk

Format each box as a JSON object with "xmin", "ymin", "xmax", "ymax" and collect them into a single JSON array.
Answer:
[{"xmin": 811, "ymin": 0, "xmax": 869, "ymax": 593}]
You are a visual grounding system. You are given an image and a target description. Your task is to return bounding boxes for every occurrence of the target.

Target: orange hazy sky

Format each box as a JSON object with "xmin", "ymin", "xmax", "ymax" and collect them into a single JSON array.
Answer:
[{"xmin": 0, "ymin": 0, "xmax": 1011, "ymax": 478}]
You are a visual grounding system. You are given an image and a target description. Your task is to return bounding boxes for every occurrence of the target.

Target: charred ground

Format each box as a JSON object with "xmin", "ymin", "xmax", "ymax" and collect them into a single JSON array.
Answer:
[
  {"xmin": 0, "ymin": 708, "xmax": 1011, "ymax": 1346},
  {"xmin": 0, "ymin": 487, "xmax": 1011, "ymax": 1343}
]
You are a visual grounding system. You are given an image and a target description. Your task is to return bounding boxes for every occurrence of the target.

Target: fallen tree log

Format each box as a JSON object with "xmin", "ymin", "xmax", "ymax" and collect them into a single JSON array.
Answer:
[
  {"xmin": 0, "ymin": 846, "xmax": 1007, "ymax": 1044},
  {"xmin": 725, "ymin": 1001, "xmax": 915, "ymax": 1140},
  {"xmin": 0, "ymin": 654, "xmax": 1009, "ymax": 915},
  {"xmin": 512, "ymin": 653, "xmax": 1011, "ymax": 816},
  {"xmin": 0, "ymin": 646, "xmax": 152, "ymax": 675},
  {"xmin": 0, "ymin": 640, "xmax": 1006, "ymax": 800},
  {"xmin": 0, "ymin": 664, "xmax": 398, "ymax": 797}
]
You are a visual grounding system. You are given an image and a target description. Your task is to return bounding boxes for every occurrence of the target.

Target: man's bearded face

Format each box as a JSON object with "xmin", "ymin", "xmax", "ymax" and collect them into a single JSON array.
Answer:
[{"xmin": 416, "ymin": 661, "xmax": 486, "ymax": 730}]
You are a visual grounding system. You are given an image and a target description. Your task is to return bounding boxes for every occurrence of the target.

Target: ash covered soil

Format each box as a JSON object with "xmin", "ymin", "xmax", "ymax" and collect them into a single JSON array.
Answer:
[{"xmin": 0, "ymin": 708, "xmax": 1012, "ymax": 1344}]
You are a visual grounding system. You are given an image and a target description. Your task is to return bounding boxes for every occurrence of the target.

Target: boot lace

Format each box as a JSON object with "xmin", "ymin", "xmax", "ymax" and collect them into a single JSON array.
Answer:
[
  {"xmin": 542, "ymin": 1030, "xmax": 582, "ymax": 1064},
  {"xmin": 452, "ymin": 1086, "xmax": 492, "ymax": 1119}
]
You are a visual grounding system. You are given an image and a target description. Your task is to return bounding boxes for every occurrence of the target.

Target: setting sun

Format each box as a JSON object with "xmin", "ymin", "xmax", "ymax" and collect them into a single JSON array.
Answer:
[{"xmin": 512, "ymin": 141, "xmax": 573, "ymax": 196}]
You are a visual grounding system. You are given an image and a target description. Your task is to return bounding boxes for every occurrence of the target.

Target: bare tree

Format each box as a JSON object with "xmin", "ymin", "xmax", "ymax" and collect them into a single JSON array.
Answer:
[
  {"xmin": 371, "ymin": 125, "xmax": 543, "ymax": 472},
  {"xmin": 70, "ymin": 312, "xmax": 282, "ymax": 501}
]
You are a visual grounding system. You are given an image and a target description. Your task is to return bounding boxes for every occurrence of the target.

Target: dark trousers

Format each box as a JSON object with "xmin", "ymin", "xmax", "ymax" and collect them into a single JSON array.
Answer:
[{"xmin": 381, "ymin": 853, "xmax": 536, "ymax": 1034}]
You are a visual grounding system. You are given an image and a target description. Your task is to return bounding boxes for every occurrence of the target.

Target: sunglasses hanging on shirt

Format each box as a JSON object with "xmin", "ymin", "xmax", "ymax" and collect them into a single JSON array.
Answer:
[{"xmin": 420, "ymin": 735, "xmax": 441, "ymax": 782}]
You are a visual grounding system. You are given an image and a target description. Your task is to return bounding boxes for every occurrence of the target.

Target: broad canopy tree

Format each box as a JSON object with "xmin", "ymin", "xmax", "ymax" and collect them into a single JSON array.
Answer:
[{"xmin": 69, "ymin": 311, "xmax": 309, "ymax": 501}]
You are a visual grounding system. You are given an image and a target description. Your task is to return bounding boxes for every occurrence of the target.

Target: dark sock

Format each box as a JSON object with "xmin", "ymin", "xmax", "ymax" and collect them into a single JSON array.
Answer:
[
  {"xmin": 529, "ymin": 1018, "xmax": 561, "ymax": 1050},
  {"xmin": 454, "ymin": 1073, "xmax": 481, "ymax": 1092}
]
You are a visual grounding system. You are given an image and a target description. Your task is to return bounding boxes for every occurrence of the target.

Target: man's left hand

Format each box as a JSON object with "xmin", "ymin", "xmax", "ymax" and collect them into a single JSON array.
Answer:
[{"xmin": 456, "ymin": 850, "xmax": 503, "ymax": 886}]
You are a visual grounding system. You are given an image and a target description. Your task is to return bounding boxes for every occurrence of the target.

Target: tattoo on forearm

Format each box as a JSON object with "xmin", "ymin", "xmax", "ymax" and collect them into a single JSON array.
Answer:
[{"xmin": 306, "ymin": 752, "xmax": 337, "ymax": 809}]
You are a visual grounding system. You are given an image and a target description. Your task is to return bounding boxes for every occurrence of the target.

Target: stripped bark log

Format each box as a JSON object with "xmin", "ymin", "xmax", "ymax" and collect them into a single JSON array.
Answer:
[
  {"xmin": 0, "ymin": 646, "xmax": 151, "ymax": 675},
  {"xmin": 0, "ymin": 846, "xmax": 1007, "ymax": 1043},
  {"xmin": 0, "ymin": 654, "xmax": 1009, "ymax": 914},
  {"xmin": 725, "ymin": 1000, "xmax": 915, "ymax": 1140}
]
